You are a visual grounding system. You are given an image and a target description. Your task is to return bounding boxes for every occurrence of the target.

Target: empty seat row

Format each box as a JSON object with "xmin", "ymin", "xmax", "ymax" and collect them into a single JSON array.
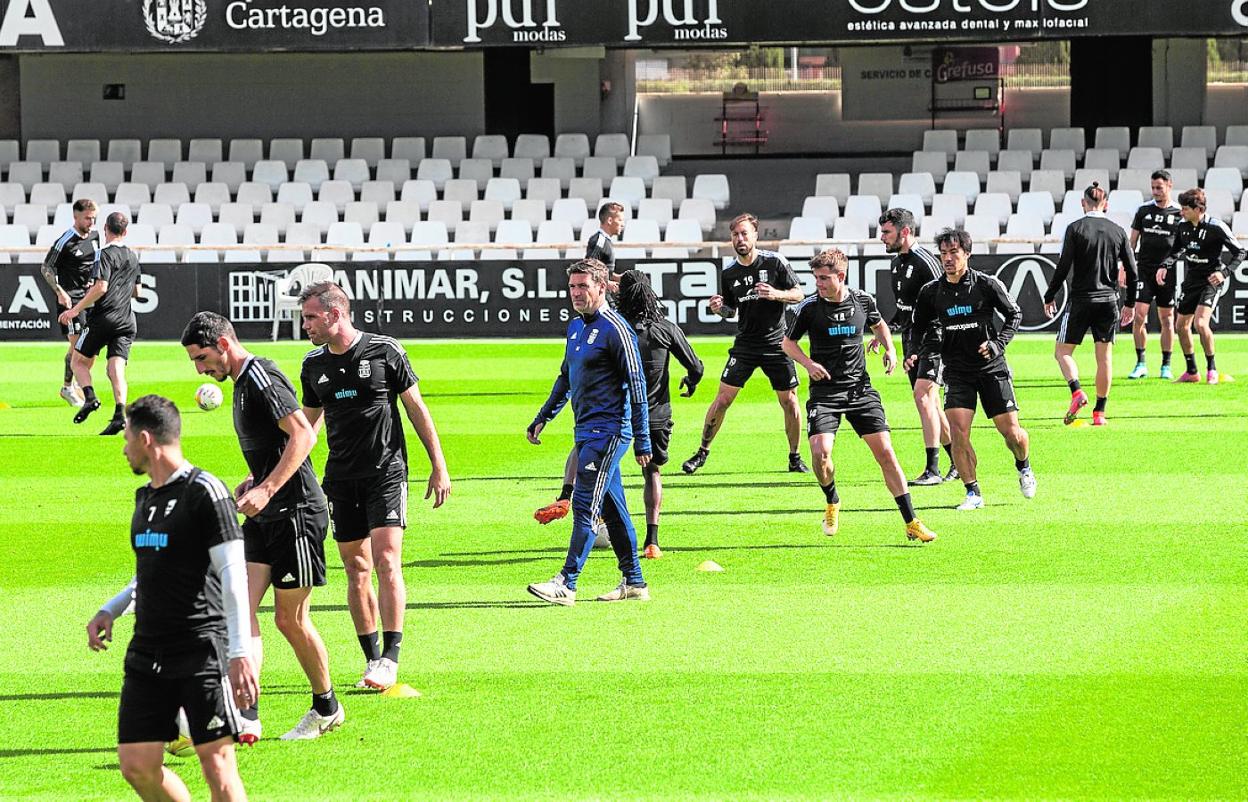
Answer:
[
  {"xmin": 0, "ymin": 133, "xmax": 674, "ymax": 172},
  {"xmin": 913, "ymin": 145, "xmax": 1248, "ymax": 184},
  {"xmin": 922, "ymin": 125, "xmax": 1248, "ymax": 162}
]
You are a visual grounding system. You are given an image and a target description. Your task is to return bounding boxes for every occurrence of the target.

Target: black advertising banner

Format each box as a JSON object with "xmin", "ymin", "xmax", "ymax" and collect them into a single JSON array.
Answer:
[
  {"xmin": 430, "ymin": 0, "xmax": 1248, "ymax": 48},
  {"xmin": 0, "ymin": 0, "xmax": 429, "ymax": 52},
  {"xmin": 3, "ymin": 255, "xmax": 1247, "ymax": 341}
]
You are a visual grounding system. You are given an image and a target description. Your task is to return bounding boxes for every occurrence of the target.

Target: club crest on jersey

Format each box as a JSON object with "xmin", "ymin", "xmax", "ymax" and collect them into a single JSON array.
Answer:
[
  {"xmin": 587, "ymin": 329, "xmax": 599, "ymax": 344},
  {"xmin": 358, "ymin": 360, "xmax": 372, "ymax": 379}
]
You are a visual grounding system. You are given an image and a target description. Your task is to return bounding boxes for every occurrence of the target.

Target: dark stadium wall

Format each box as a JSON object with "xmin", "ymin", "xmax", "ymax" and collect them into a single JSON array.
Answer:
[
  {"xmin": 17, "ymin": 52, "xmax": 487, "ymax": 140},
  {"xmin": 0, "ymin": 55, "xmax": 19, "ymax": 139},
  {"xmin": 1153, "ymin": 38, "xmax": 1207, "ymax": 130}
]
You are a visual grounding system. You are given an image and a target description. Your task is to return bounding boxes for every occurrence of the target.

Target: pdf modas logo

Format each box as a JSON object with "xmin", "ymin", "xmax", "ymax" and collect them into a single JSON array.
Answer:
[
  {"xmin": 626, "ymin": 0, "xmax": 728, "ymax": 42},
  {"xmin": 144, "ymin": 0, "xmax": 207, "ymax": 44},
  {"xmin": 464, "ymin": 0, "xmax": 566, "ymax": 43}
]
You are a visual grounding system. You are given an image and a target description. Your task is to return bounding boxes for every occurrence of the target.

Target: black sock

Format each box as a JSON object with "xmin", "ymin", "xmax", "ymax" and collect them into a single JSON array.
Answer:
[
  {"xmin": 789, "ymin": 451, "xmax": 801, "ymax": 461},
  {"xmin": 1135, "ymin": 348, "xmax": 1145, "ymax": 362},
  {"xmin": 1094, "ymin": 396, "xmax": 1107, "ymax": 413},
  {"xmin": 1206, "ymin": 354, "xmax": 1217, "ymax": 372},
  {"xmin": 645, "ymin": 522, "xmax": 659, "ymax": 547},
  {"xmin": 113, "ymin": 403, "xmax": 125, "ymax": 420},
  {"xmin": 1185, "ymin": 353, "xmax": 1198, "ymax": 373},
  {"xmin": 1015, "ymin": 457, "xmax": 1030, "ymax": 472},
  {"xmin": 1162, "ymin": 350, "xmax": 1172, "ymax": 366},
  {"xmin": 965, "ymin": 480, "xmax": 981, "ymax": 496},
  {"xmin": 1068, "ymin": 378, "xmax": 1081, "ymax": 394},
  {"xmin": 821, "ymin": 481, "xmax": 839, "ymax": 504},
  {"xmin": 924, "ymin": 446, "xmax": 939, "ymax": 473},
  {"xmin": 381, "ymin": 630, "xmax": 403, "ymax": 663},
  {"xmin": 557, "ymin": 483, "xmax": 573, "ymax": 502},
  {"xmin": 942, "ymin": 443, "xmax": 953, "ymax": 462},
  {"xmin": 358, "ymin": 632, "xmax": 381, "ymax": 662},
  {"xmin": 312, "ymin": 688, "xmax": 339, "ymax": 716},
  {"xmin": 82, "ymin": 384, "xmax": 97, "ymax": 404},
  {"xmin": 895, "ymin": 493, "xmax": 916, "ymax": 524}
]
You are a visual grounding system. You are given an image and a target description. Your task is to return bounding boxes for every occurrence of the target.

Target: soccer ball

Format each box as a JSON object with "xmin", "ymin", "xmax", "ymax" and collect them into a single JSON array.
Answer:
[{"xmin": 195, "ymin": 383, "xmax": 223, "ymax": 411}]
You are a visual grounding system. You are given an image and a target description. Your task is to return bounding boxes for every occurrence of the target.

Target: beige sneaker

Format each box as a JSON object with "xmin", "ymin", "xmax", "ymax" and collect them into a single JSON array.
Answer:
[
  {"xmin": 595, "ymin": 581, "xmax": 650, "ymax": 602},
  {"xmin": 527, "ymin": 575, "xmax": 576, "ymax": 606}
]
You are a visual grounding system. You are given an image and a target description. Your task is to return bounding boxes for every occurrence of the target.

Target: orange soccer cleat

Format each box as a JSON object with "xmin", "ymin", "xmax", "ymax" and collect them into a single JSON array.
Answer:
[{"xmin": 534, "ymin": 498, "xmax": 570, "ymax": 524}]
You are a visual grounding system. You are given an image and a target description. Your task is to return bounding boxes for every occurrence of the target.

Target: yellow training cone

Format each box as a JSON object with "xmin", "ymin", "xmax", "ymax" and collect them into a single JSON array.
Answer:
[
  {"xmin": 1069, "ymin": 419, "xmax": 1087, "ymax": 428},
  {"xmin": 381, "ymin": 683, "xmax": 421, "ymax": 699},
  {"xmin": 696, "ymin": 560, "xmax": 724, "ymax": 572},
  {"xmin": 1219, "ymin": 372, "xmax": 1235, "ymax": 383}
]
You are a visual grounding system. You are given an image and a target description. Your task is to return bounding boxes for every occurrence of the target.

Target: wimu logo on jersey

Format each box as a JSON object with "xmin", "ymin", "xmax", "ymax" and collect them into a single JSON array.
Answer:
[
  {"xmin": 134, "ymin": 529, "xmax": 170, "ymax": 551},
  {"xmin": 946, "ymin": 304, "xmax": 973, "ymax": 317},
  {"xmin": 464, "ymin": 0, "xmax": 566, "ymax": 43},
  {"xmin": 826, "ymin": 325, "xmax": 859, "ymax": 336},
  {"xmin": 626, "ymin": 0, "xmax": 727, "ymax": 41}
]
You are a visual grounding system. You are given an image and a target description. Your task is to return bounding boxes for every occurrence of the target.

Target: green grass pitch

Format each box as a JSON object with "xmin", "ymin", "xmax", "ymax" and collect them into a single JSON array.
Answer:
[{"xmin": 0, "ymin": 334, "xmax": 1245, "ymax": 801}]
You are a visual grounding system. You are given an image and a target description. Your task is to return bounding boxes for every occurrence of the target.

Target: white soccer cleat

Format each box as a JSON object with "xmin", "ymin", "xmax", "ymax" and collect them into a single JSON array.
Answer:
[
  {"xmin": 355, "ymin": 659, "xmax": 381, "ymax": 689},
  {"xmin": 59, "ymin": 385, "xmax": 84, "ymax": 408},
  {"xmin": 595, "ymin": 581, "xmax": 650, "ymax": 602},
  {"xmin": 956, "ymin": 493, "xmax": 985, "ymax": 511},
  {"xmin": 279, "ymin": 706, "xmax": 345, "ymax": 740},
  {"xmin": 1018, "ymin": 469, "xmax": 1037, "ymax": 499},
  {"xmin": 237, "ymin": 716, "xmax": 262, "ymax": 746},
  {"xmin": 527, "ymin": 574, "xmax": 576, "ymax": 606},
  {"xmin": 363, "ymin": 657, "xmax": 398, "ymax": 691},
  {"xmin": 165, "ymin": 709, "xmax": 194, "ymax": 757}
]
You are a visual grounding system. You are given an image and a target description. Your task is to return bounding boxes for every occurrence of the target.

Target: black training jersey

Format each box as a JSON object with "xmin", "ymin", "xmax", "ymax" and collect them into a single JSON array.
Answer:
[
  {"xmin": 1047, "ymin": 212, "xmax": 1138, "ymax": 306},
  {"xmin": 913, "ymin": 269, "xmax": 1022, "ymax": 376},
  {"xmin": 87, "ymin": 243, "xmax": 142, "ymax": 331},
  {"xmin": 300, "ymin": 332, "xmax": 419, "ymax": 481},
  {"xmin": 786, "ymin": 289, "xmax": 883, "ymax": 397},
  {"xmin": 234, "ymin": 357, "xmax": 327, "ymax": 521},
  {"xmin": 633, "ymin": 316, "xmax": 703, "ymax": 420},
  {"xmin": 45, "ymin": 228, "xmax": 99, "ymax": 298},
  {"xmin": 1162, "ymin": 215, "xmax": 1246, "ymax": 286},
  {"xmin": 719, "ymin": 250, "xmax": 801, "ymax": 350},
  {"xmin": 585, "ymin": 230, "xmax": 616, "ymax": 270},
  {"xmin": 890, "ymin": 245, "xmax": 943, "ymax": 351},
  {"xmin": 130, "ymin": 465, "xmax": 243, "ymax": 652},
  {"xmin": 1131, "ymin": 201, "xmax": 1182, "ymax": 267}
]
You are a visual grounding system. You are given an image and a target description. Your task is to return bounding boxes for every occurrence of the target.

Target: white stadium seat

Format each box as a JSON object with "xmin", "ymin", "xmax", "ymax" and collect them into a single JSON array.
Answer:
[
  {"xmin": 943, "ymin": 171, "xmax": 981, "ymax": 204},
  {"xmin": 1137, "ymin": 126, "xmax": 1174, "ymax": 158}
]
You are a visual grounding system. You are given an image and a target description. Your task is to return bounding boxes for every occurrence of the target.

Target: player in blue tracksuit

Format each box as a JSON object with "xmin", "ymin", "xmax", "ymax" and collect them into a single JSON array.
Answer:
[{"xmin": 526, "ymin": 258, "xmax": 652, "ymax": 606}]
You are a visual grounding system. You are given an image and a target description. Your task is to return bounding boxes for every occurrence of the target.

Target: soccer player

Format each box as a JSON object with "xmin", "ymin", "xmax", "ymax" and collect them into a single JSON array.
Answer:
[
  {"xmin": 1158, "ymin": 188, "xmax": 1245, "ymax": 384},
  {"xmin": 681, "ymin": 213, "xmax": 808, "ymax": 475},
  {"xmin": 533, "ymin": 200, "xmax": 628, "ymax": 525},
  {"xmin": 299, "ymin": 281, "xmax": 451, "ymax": 691},
  {"xmin": 908, "ymin": 228, "xmax": 1036, "ymax": 510},
  {"xmin": 40, "ymin": 198, "xmax": 99, "ymax": 408},
  {"xmin": 1043, "ymin": 182, "xmax": 1137, "ymax": 426},
  {"xmin": 181, "ymin": 311, "xmax": 343, "ymax": 741},
  {"xmin": 585, "ymin": 200, "xmax": 624, "ymax": 274},
  {"xmin": 57, "ymin": 212, "xmax": 142, "ymax": 436},
  {"xmin": 86, "ymin": 395, "xmax": 257, "ymax": 801},
  {"xmin": 879, "ymin": 207, "xmax": 955, "ymax": 484},
  {"xmin": 782, "ymin": 249, "xmax": 937, "ymax": 543},
  {"xmin": 526, "ymin": 258, "xmax": 652, "ymax": 605},
  {"xmin": 1127, "ymin": 170, "xmax": 1182, "ymax": 380}
]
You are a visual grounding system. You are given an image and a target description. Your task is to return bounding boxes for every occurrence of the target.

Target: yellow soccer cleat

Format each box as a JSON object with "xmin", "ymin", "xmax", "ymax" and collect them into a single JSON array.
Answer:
[
  {"xmin": 905, "ymin": 518, "xmax": 937, "ymax": 543},
  {"xmin": 164, "ymin": 734, "xmax": 194, "ymax": 758},
  {"xmin": 821, "ymin": 503, "xmax": 840, "ymax": 537}
]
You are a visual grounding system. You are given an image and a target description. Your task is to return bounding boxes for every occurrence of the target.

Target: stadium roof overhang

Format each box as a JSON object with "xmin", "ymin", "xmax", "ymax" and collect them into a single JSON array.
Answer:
[{"xmin": 0, "ymin": 1, "xmax": 1245, "ymax": 53}]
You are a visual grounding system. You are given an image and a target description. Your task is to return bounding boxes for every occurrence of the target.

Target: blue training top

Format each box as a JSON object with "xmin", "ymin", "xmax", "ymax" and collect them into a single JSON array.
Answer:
[{"xmin": 533, "ymin": 305, "xmax": 651, "ymax": 454}]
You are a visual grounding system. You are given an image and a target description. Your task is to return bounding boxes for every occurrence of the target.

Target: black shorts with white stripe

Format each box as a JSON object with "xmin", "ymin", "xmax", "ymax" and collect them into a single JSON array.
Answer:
[
  {"xmin": 118, "ymin": 639, "xmax": 242, "ymax": 745},
  {"xmin": 241, "ymin": 506, "xmax": 329, "ymax": 589}
]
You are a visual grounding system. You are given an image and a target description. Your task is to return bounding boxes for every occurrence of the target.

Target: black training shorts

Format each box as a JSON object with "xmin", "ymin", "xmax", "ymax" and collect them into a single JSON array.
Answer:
[
  {"xmin": 720, "ymin": 347, "xmax": 798, "ymax": 391},
  {"xmin": 944, "ymin": 367, "xmax": 1019, "ymax": 419},
  {"xmin": 323, "ymin": 463, "xmax": 408, "ymax": 542},
  {"xmin": 1058, "ymin": 300, "xmax": 1119, "ymax": 345},
  {"xmin": 242, "ymin": 506, "xmax": 329, "ymax": 589},
  {"xmin": 118, "ymin": 640, "xmax": 239, "ymax": 745},
  {"xmin": 806, "ymin": 385, "xmax": 890, "ymax": 438},
  {"xmin": 1176, "ymin": 281, "xmax": 1220, "ymax": 316},
  {"xmin": 75, "ymin": 323, "xmax": 136, "ymax": 361},
  {"xmin": 1135, "ymin": 264, "xmax": 1176, "ymax": 308},
  {"xmin": 648, "ymin": 416, "xmax": 672, "ymax": 466}
]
